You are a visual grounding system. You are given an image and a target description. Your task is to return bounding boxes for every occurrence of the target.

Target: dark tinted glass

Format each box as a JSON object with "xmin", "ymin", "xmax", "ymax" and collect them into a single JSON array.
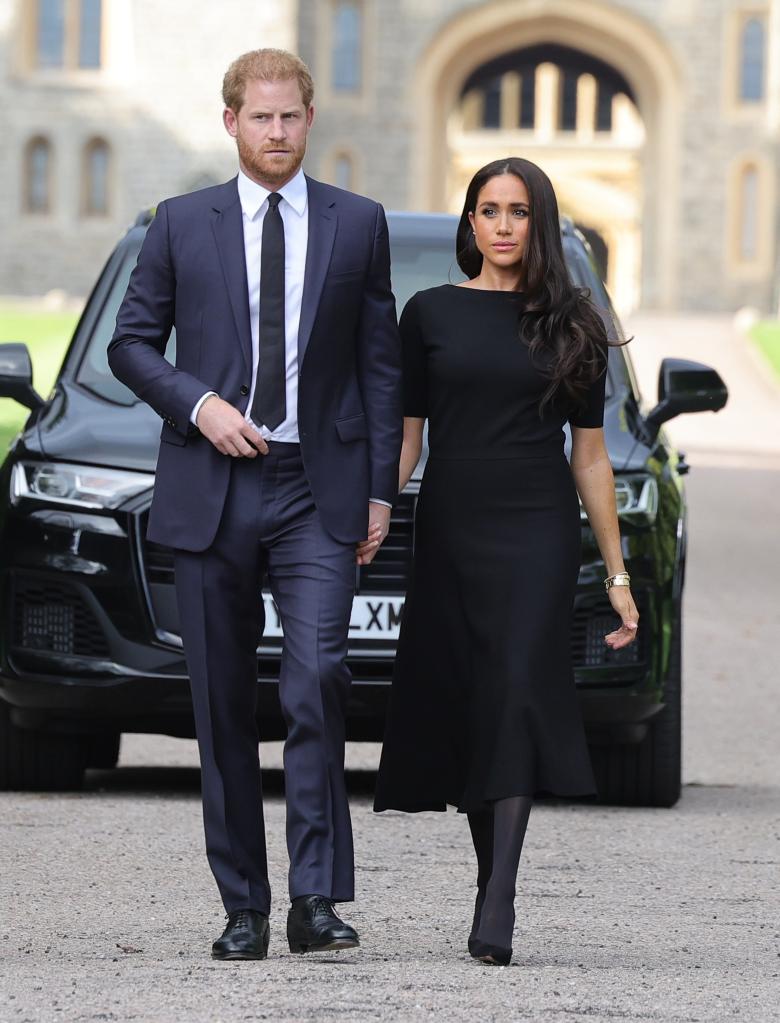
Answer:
[
  {"xmin": 390, "ymin": 241, "xmax": 465, "ymax": 313},
  {"xmin": 75, "ymin": 238, "xmax": 176, "ymax": 405}
]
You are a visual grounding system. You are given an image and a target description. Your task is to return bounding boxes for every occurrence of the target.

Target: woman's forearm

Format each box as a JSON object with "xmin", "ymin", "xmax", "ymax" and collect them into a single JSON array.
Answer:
[
  {"xmin": 398, "ymin": 417, "xmax": 425, "ymax": 494},
  {"xmin": 571, "ymin": 455, "xmax": 625, "ymax": 577}
]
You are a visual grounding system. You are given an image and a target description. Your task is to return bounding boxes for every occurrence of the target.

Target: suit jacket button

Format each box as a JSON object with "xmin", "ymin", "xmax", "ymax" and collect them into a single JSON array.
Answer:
[{"xmin": 240, "ymin": 385, "xmax": 249, "ymax": 396}]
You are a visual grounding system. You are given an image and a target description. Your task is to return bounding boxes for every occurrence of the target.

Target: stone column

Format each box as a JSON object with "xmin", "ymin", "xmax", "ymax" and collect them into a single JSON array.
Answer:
[
  {"xmin": 500, "ymin": 71, "xmax": 521, "ymax": 130},
  {"xmin": 576, "ymin": 73, "xmax": 597, "ymax": 141},
  {"xmin": 535, "ymin": 62, "xmax": 560, "ymax": 141},
  {"xmin": 461, "ymin": 89, "xmax": 484, "ymax": 131}
]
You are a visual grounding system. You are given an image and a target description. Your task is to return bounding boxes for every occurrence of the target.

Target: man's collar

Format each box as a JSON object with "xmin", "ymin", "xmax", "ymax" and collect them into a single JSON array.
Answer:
[{"xmin": 237, "ymin": 166, "xmax": 308, "ymax": 219}]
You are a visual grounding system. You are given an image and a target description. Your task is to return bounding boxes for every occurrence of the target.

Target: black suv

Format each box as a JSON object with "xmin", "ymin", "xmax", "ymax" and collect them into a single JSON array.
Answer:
[{"xmin": 0, "ymin": 211, "xmax": 727, "ymax": 806}]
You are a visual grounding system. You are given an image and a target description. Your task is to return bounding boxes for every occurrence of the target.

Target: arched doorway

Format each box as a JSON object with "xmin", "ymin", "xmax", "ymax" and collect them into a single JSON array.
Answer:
[{"xmin": 410, "ymin": 0, "xmax": 683, "ymax": 311}]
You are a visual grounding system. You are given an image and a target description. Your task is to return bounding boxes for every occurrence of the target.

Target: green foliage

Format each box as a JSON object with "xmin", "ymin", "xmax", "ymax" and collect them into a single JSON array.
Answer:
[
  {"xmin": 749, "ymin": 320, "xmax": 780, "ymax": 380},
  {"xmin": 0, "ymin": 304, "xmax": 79, "ymax": 453}
]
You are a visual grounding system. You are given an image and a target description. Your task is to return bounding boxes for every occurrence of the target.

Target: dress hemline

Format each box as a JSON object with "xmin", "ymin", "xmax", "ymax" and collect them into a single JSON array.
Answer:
[{"xmin": 374, "ymin": 785, "xmax": 598, "ymax": 815}]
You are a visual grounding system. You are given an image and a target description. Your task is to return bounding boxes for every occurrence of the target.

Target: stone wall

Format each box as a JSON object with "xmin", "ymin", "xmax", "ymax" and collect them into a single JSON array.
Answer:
[
  {"xmin": 0, "ymin": 0, "xmax": 777, "ymax": 312},
  {"xmin": 0, "ymin": 0, "xmax": 297, "ymax": 296},
  {"xmin": 300, "ymin": 0, "xmax": 778, "ymax": 313}
]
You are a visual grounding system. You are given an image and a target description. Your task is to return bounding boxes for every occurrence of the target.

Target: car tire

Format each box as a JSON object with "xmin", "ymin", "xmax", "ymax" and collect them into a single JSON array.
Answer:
[
  {"xmin": 0, "ymin": 702, "xmax": 87, "ymax": 791},
  {"xmin": 86, "ymin": 732, "xmax": 121, "ymax": 770},
  {"xmin": 591, "ymin": 612, "xmax": 682, "ymax": 808}
]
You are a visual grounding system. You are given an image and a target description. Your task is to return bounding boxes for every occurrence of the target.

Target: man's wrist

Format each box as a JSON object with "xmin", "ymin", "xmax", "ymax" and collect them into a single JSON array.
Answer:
[{"xmin": 191, "ymin": 391, "xmax": 218, "ymax": 425}]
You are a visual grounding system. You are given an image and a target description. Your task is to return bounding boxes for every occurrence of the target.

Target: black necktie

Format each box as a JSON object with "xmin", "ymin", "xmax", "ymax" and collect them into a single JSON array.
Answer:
[{"xmin": 251, "ymin": 192, "xmax": 286, "ymax": 431}]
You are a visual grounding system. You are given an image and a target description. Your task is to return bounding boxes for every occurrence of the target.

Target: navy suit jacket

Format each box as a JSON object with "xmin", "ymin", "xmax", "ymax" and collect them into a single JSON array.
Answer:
[{"xmin": 108, "ymin": 175, "xmax": 402, "ymax": 551}]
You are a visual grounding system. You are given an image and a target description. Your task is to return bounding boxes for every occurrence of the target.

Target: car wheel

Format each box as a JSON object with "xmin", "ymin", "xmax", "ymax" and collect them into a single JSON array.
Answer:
[
  {"xmin": 0, "ymin": 702, "xmax": 88, "ymax": 791},
  {"xmin": 86, "ymin": 732, "xmax": 121, "ymax": 770},
  {"xmin": 591, "ymin": 612, "xmax": 682, "ymax": 808}
]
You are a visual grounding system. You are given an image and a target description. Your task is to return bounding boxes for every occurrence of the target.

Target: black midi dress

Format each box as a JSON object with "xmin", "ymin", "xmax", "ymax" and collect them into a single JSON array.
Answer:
[{"xmin": 374, "ymin": 285, "xmax": 605, "ymax": 813}]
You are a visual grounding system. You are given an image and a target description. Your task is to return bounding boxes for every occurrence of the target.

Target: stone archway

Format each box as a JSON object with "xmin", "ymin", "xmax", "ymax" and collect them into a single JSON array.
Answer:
[{"xmin": 410, "ymin": 0, "xmax": 683, "ymax": 310}]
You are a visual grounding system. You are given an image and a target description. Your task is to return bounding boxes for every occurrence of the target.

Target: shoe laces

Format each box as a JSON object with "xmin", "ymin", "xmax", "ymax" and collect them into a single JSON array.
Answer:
[
  {"xmin": 310, "ymin": 896, "xmax": 338, "ymax": 919},
  {"xmin": 229, "ymin": 909, "xmax": 252, "ymax": 928}
]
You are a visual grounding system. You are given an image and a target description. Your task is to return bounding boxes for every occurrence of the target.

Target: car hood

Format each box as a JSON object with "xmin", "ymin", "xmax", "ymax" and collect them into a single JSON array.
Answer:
[{"xmin": 36, "ymin": 382, "xmax": 161, "ymax": 473}]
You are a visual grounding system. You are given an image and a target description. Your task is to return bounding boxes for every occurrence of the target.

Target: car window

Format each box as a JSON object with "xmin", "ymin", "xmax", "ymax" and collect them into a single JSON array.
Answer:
[
  {"xmin": 390, "ymin": 240, "xmax": 466, "ymax": 312},
  {"xmin": 75, "ymin": 237, "xmax": 176, "ymax": 406}
]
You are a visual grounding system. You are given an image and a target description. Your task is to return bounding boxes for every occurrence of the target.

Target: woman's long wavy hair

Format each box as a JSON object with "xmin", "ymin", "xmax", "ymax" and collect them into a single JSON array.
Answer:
[{"xmin": 456, "ymin": 157, "xmax": 618, "ymax": 416}]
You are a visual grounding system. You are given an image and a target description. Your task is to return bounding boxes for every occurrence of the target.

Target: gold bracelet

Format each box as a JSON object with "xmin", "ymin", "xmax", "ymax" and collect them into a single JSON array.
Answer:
[{"xmin": 605, "ymin": 572, "xmax": 631, "ymax": 591}]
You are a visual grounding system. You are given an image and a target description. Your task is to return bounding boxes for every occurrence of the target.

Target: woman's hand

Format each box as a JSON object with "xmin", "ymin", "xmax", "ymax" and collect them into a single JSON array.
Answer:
[
  {"xmin": 356, "ymin": 503, "xmax": 391, "ymax": 566},
  {"xmin": 604, "ymin": 586, "xmax": 639, "ymax": 649}
]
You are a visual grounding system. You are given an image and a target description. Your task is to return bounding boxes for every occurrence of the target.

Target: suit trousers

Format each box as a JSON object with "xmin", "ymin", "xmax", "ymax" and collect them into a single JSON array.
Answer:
[{"xmin": 173, "ymin": 442, "xmax": 356, "ymax": 914}]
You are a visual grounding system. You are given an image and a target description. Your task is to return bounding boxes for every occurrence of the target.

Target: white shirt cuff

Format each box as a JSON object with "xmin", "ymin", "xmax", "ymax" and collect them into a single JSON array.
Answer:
[
  {"xmin": 369, "ymin": 498, "xmax": 393, "ymax": 508},
  {"xmin": 191, "ymin": 391, "xmax": 218, "ymax": 425}
]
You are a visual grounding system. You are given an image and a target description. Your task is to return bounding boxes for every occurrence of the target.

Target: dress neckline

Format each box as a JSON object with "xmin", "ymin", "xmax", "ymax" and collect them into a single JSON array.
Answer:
[{"xmin": 446, "ymin": 284, "xmax": 524, "ymax": 296}]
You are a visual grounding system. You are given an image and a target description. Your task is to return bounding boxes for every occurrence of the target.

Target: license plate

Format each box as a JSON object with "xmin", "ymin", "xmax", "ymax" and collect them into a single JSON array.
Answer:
[{"xmin": 262, "ymin": 593, "xmax": 405, "ymax": 639}]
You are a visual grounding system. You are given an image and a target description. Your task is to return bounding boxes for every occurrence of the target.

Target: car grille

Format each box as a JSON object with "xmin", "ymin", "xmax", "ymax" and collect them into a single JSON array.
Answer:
[
  {"xmin": 145, "ymin": 539, "xmax": 175, "ymax": 586},
  {"xmin": 572, "ymin": 594, "xmax": 646, "ymax": 668},
  {"xmin": 11, "ymin": 577, "xmax": 110, "ymax": 658}
]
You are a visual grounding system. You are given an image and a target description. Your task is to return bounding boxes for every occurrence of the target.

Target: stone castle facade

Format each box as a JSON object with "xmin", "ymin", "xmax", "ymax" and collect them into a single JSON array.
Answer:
[{"xmin": 1, "ymin": 0, "xmax": 777, "ymax": 314}]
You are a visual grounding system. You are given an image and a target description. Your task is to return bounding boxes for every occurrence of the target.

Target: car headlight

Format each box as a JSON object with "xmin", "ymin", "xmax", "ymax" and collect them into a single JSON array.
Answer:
[
  {"xmin": 580, "ymin": 474, "xmax": 658, "ymax": 525},
  {"xmin": 10, "ymin": 462, "xmax": 154, "ymax": 510}
]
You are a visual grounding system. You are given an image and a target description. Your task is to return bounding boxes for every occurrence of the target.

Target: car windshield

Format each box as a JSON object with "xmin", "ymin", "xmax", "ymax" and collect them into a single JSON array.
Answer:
[
  {"xmin": 75, "ymin": 237, "xmax": 174, "ymax": 406},
  {"xmin": 74, "ymin": 217, "xmax": 615, "ymax": 405}
]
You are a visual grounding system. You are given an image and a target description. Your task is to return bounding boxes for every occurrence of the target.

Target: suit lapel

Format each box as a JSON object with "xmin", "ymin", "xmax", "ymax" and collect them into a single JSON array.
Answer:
[
  {"xmin": 210, "ymin": 180, "xmax": 252, "ymax": 375},
  {"xmin": 299, "ymin": 177, "xmax": 337, "ymax": 366}
]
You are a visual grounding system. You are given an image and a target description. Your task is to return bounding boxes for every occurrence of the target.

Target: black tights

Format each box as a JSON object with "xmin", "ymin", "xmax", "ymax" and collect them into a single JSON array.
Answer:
[{"xmin": 467, "ymin": 796, "xmax": 533, "ymax": 949}]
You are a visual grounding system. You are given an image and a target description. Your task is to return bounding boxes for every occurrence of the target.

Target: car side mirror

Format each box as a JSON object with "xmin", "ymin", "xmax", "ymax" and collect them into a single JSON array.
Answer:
[
  {"xmin": 0, "ymin": 343, "xmax": 44, "ymax": 411},
  {"xmin": 645, "ymin": 357, "xmax": 728, "ymax": 441}
]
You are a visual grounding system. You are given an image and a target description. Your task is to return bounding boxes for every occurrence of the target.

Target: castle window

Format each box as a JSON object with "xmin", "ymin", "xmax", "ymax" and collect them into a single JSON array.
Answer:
[
  {"xmin": 24, "ymin": 137, "xmax": 53, "ymax": 214},
  {"xmin": 333, "ymin": 153, "xmax": 354, "ymax": 191},
  {"xmin": 78, "ymin": 0, "xmax": 102, "ymax": 68},
  {"xmin": 37, "ymin": 0, "xmax": 65, "ymax": 68},
  {"xmin": 82, "ymin": 138, "xmax": 110, "ymax": 216},
  {"xmin": 32, "ymin": 0, "xmax": 103, "ymax": 71},
  {"xmin": 332, "ymin": 1, "xmax": 362, "ymax": 92},
  {"xmin": 740, "ymin": 17, "xmax": 766, "ymax": 102}
]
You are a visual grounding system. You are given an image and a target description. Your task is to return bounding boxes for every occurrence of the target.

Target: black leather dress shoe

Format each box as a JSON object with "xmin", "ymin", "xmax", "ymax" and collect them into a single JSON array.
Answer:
[
  {"xmin": 212, "ymin": 909, "xmax": 270, "ymax": 960},
  {"xmin": 287, "ymin": 895, "xmax": 359, "ymax": 954}
]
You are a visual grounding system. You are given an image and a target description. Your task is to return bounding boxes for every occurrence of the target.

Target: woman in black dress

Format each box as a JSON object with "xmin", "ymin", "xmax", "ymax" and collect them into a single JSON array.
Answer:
[{"xmin": 371, "ymin": 158, "xmax": 639, "ymax": 966}]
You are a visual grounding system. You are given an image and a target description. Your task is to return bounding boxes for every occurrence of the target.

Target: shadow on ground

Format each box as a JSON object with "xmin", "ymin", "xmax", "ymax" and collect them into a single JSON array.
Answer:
[
  {"xmin": 82, "ymin": 765, "xmax": 379, "ymax": 800},
  {"xmin": 80, "ymin": 766, "xmax": 780, "ymax": 817}
]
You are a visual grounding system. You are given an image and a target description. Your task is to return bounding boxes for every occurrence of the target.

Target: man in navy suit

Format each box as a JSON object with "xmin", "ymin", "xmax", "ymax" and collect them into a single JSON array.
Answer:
[{"xmin": 108, "ymin": 49, "xmax": 402, "ymax": 960}]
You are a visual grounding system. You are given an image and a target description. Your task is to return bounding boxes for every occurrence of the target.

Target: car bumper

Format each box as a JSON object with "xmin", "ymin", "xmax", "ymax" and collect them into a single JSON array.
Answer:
[{"xmin": 1, "ymin": 652, "xmax": 664, "ymax": 745}]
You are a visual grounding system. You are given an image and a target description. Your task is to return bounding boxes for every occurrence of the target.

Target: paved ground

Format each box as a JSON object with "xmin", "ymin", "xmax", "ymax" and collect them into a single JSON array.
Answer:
[{"xmin": 2, "ymin": 316, "xmax": 779, "ymax": 1022}]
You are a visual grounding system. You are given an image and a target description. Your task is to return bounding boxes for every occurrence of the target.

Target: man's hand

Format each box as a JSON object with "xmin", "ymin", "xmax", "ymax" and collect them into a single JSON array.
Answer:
[
  {"xmin": 196, "ymin": 395, "xmax": 269, "ymax": 457},
  {"xmin": 356, "ymin": 502, "xmax": 391, "ymax": 566}
]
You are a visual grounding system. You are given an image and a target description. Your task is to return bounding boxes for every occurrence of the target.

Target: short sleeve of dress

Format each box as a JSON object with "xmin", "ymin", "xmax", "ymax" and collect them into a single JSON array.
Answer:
[
  {"xmin": 569, "ymin": 344, "xmax": 608, "ymax": 429},
  {"xmin": 400, "ymin": 294, "xmax": 428, "ymax": 418}
]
